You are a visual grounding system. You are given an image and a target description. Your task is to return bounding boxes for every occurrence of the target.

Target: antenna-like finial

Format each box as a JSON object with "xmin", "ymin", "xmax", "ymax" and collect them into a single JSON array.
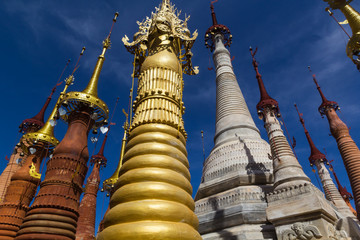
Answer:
[
  {"xmin": 308, "ymin": 66, "xmax": 339, "ymax": 116},
  {"xmin": 210, "ymin": 0, "xmax": 219, "ymax": 25},
  {"xmin": 325, "ymin": 7, "xmax": 352, "ymax": 38},
  {"xmin": 250, "ymin": 47, "xmax": 279, "ymax": 118},
  {"xmin": 205, "ymin": 0, "xmax": 232, "ymax": 51},
  {"xmin": 71, "ymin": 47, "xmax": 86, "ymax": 75},
  {"xmin": 107, "ymin": 12, "xmax": 119, "ymax": 39},
  {"xmin": 294, "ymin": 103, "xmax": 326, "ymax": 165}
]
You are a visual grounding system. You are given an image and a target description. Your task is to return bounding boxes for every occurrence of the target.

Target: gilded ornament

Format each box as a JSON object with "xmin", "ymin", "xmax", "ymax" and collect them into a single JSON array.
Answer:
[{"xmin": 29, "ymin": 162, "xmax": 41, "ymax": 179}]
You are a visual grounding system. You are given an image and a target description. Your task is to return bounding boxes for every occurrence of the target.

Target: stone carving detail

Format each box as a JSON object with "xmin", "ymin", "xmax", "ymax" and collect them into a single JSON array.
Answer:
[
  {"xmin": 281, "ymin": 223, "xmax": 322, "ymax": 240},
  {"xmin": 267, "ymin": 183, "xmax": 323, "ymax": 203},
  {"xmin": 195, "ymin": 188, "xmax": 266, "ymax": 213},
  {"xmin": 328, "ymin": 224, "xmax": 348, "ymax": 240}
]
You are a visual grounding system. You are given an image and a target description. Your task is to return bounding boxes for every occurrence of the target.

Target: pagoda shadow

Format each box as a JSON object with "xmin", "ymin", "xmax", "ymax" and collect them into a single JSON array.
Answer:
[
  {"xmin": 238, "ymin": 138, "xmax": 268, "ymax": 184},
  {"xmin": 210, "ymin": 196, "xmax": 236, "ymax": 240}
]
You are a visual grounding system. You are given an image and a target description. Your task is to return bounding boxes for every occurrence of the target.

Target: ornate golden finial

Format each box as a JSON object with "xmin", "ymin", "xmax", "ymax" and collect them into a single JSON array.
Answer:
[
  {"xmin": 122, "ymin": 0, "xmax": 198, "ymax": 77},
  {"xmin": 324, "ymin": 0, "xmax": 360, "ymax": 69},
  {"xmin": 60, "ymin": 13, "xmax": 118, "ymax": 129}
]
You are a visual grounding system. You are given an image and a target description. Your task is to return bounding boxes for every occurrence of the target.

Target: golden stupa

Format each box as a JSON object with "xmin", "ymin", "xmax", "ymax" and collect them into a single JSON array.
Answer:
[{"xmin": 97, "ymin": 0, "xmax": 201, "ymax": 239}]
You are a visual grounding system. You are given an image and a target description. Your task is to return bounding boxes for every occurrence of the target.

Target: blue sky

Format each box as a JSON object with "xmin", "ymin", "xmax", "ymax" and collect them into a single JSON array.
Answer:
[{"xmin": 0, "ymin": 0, "xmax": 360, "ymax": 232}]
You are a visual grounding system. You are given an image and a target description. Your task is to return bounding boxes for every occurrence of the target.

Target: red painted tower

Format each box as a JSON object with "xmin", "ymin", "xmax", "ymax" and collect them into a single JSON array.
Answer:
[
  {"xmin": 15, "ymin": 13, "xmax": 117, "ymax": 240},
  {"xmin": 311, "ymin": 68, "xmax": 360, "ymax": 220},
  {"xmin": 0, "ymin": 61, "xmax": 72, "ymax": 239},
  {"xmin": 295, "ymin": 103, "xmax": 355, "ymax": 218},
  {"xmin": 75, "ymin": 129, "xmax": 108, "ymax": 240}
]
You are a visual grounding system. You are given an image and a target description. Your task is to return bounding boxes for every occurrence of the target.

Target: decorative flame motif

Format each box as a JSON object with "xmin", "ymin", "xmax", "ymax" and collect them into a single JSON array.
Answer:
[{"xmin": 29, "ymin": 162, "xmax": 41, "ymax": 179}]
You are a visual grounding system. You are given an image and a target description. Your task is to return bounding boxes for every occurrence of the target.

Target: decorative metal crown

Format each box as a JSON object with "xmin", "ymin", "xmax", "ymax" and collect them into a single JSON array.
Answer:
[
  {"xmin": 122, "ymin": 0, "xmax": 198, "ymax": 77},
  {"xmin": 205, "ymin": 1, "xmax": 232, "ymax": 52}
]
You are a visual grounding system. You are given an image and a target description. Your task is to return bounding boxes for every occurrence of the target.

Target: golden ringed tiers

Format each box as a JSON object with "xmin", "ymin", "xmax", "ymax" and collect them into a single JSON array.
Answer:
[{"xmin": 99, "ymin": 124, "xmax": 201, "ymax": 240}]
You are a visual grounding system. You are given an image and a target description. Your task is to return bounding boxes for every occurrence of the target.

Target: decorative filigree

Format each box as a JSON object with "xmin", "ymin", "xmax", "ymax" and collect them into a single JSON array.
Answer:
[
  {"xmin": 103, "ymin": 37, "xmax": 111, "ymax": 49},
  {"xmin": 281, "ymin": 223, "xmax": 322, "ymax": 240},
  {"xmin": 122, "ymin": 0, "xmax": 198, "ymax": 76}
]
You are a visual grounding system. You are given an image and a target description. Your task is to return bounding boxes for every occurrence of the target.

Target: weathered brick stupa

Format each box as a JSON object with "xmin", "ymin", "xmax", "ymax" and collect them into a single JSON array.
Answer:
[
  {"xmin": 0, "ymin": 80, "xmax": 67, "ymax": 239},
  {"xmin": 249, "ymin": 48, "xmax": 352, "ymax": 239},
  {"xmin": 15, "ymin": 13, "xmax": 116, "ymax": 239},
  {"xmin": 294, "ymin": 103, "xmax": 356, "ymax": 219},
  {"xmin": 0, "ymin": 79, "xmax": 62, "ymax": 203},
  {"xmin": 76, "ymin": 97, "xmax": 119, "ymax": 240},
  {"xmin": 323, "ymin": 0, "xmax": 360, "ymax": 71},
  {"xmin": 311, "ymin": 70, "xmax": 360, "ymax": 221},
  {"xmin": 194, "ymin": 2, "xmax": 274, "ymax": 239},
  {"xmin": 75, "ymin": 132, "xmax": 108, "ymax": 240},
  {"xmin": 98, "ymin": 1, "xmax": 201, "ymax": 239}
]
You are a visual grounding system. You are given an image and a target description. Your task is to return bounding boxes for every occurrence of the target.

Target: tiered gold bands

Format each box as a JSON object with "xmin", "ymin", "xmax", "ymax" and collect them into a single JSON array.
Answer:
[{"xmin": 99, "ymin": 124, "xmax": 201, "ymax": 240}]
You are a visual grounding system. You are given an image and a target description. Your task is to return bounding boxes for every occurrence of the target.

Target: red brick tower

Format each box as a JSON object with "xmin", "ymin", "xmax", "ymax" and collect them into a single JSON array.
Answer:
[
  {"xmin": 311, "ymin": 68, "xmax": 360, "ymax": 220},
  {"xmin": 0, "ymin": 60, "xmax": 74, "ymax": 239},
  {"xmin": 75, "ymin": 129, "xmax": 109, "ymax": 240},
  {"xmin": 0, "ymin": 83, "xmax": 59, "ymax": 203},
  {"xmin": 0, "ymin": 73, "xmax": 74, "ymax": 239},
  {"xmin": 15, "ymin": 13, "xmax": 117, "ymax": 239}
]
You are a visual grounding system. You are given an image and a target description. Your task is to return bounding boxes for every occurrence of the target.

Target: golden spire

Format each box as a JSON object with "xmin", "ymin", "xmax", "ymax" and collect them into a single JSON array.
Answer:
[
  {"xmin": 60, "ymin": 13, "xmax": 119, "ymax": 128},
  {"xmin": 324, "ymin": 0, "xmax": 360, "ymax": 67},
  {"xmin": 102, "ymin": 113, "xmax": 128, "ymax": 197},
  {"xmin": 20, "ymin": 52, "xmax": 86, "ymax": 154},
  {"xmin": 98, "ymin": 1, "xmax": 201, "ymax": 239},
  {"xmin": 21, "ymin": 72, "xmax": 76, "ymax": 153}
]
